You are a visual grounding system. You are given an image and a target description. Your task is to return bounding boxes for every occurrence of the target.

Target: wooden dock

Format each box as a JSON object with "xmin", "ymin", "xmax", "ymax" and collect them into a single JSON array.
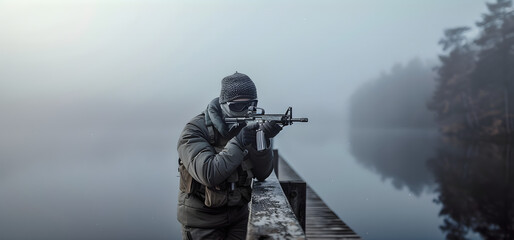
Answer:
[
  {"xmin": 247, "ymin": 172, "xmax": 305, "ymax": 239},
  {"xmin": 277, "ymin": 154, "xmax": 361, "ymax": 240}
]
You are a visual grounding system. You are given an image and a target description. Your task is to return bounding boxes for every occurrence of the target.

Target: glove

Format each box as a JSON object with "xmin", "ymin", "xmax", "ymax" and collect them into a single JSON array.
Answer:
[
  {"xmin": 261, "ymin": 121, "xmax": 282, "ymax": 139},
  {"xmin": 235, "ymin": 122, "xmax": 259, "ymax": 147},
  {"xmin": 228, "ymin": 122, "xmax": 247, "ymax": 138}
]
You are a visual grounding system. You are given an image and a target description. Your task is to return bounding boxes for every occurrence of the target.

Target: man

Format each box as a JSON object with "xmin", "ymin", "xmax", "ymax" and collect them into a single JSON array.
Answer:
[{"xmin": 177, "ymin": 72, "xmax": 283, "ymax": 239}]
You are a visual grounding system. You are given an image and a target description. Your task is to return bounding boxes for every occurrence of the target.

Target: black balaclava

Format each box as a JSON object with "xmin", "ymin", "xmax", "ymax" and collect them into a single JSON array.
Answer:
[{"xmin": 219, "ymin": 72, "xmax": 257, "ymax": 117}]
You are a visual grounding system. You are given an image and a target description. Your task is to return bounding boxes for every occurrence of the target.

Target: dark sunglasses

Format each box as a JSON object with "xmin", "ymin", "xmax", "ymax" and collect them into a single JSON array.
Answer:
[{"xmin": 227, "ymin": 100, "xmax": 258, "ymax": 112}]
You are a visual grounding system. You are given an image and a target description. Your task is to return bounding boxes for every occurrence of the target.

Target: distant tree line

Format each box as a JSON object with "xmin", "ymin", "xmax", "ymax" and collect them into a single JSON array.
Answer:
[
  {"xmin": 350, "ymin": 59, "xmax": 436, "ymax": 129},
  {"xmin": 428, "ymin": 0, "xmax": 514, "ymax": 140}
]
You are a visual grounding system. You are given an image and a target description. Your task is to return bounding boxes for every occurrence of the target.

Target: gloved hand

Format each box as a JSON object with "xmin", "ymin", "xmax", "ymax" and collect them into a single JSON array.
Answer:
[
  {"xmin": 261, "ymin": 121, "xmax": 282, "ymax": 139},
  {"xmin": 235, "ymin": 122, "xmax": 259, "ymax": 147},
  {"xmin": 228, "ymin": 122, "xmax": 247, "ymax": 138}
]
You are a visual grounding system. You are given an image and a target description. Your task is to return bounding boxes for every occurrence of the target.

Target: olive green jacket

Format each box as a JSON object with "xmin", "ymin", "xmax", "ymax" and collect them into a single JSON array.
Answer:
[{"xmin": 177, "ymin": 97, "xmax": 273, "ymax": 228}]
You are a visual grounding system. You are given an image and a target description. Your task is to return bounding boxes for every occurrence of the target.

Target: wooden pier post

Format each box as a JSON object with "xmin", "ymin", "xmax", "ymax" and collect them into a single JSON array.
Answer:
[
  {"xmin": 273, "ymin": 149, "xmax": 307, "ymax": 230},
  {"xmin": 280, "ymin": 180, "xmax": 306, "ymax": 231}
]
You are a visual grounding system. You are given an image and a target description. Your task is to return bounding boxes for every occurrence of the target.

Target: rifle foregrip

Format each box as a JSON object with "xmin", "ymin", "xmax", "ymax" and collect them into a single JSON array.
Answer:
[{"xmin": 256, "ymin": 129, "xmax": 266, "ymax": 151}]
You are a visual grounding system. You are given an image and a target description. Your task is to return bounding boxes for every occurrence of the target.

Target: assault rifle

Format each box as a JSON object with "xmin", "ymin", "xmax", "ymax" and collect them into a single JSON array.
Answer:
[{"xmin": 225, "ymin": 106, "xmax": 308, "ymax": 151}]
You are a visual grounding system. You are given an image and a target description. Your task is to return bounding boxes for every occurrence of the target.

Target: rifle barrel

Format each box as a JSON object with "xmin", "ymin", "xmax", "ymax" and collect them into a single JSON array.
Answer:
[{"xmin": 291, "ymin": 118, "xmax": 308, "ymax": 122}]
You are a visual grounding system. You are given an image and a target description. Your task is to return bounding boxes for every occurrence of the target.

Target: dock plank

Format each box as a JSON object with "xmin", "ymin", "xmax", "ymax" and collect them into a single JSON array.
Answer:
[
  {"xmin": 305, "ymin": 186, "xmax": 361, "ymax": 239},
  {"xmin": 278, "ymin": 156, "xmax": 362, "ymax": 240}
]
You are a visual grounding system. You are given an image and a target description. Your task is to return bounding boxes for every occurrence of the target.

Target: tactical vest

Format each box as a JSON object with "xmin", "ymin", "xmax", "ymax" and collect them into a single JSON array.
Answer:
[{"xmin": 178, "ymin": 124, "xmax": 254, "ymax": 208}]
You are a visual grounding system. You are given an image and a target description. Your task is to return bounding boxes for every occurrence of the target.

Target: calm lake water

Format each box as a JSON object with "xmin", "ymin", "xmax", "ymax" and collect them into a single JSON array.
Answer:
[
  {"xmin": 1, "ymin": 110, "xmax": 511, "ymax": 239},
  {"xmin": 278, "ymin": 128, "xmax": 512, "ymax": 240}
]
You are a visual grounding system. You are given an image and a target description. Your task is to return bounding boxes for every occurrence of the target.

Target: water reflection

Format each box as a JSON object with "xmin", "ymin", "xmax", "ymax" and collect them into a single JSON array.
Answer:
[
  {"xmin": 428, "ymin": 138, "xmax": 514, "ymax": 240},
  {"xmin": 349, "ymin": 128, "xmax": 438, "ymax": 196},
  {"xmin": 350, "ymin": 128, "xmax": 514, "ymax": 239}
]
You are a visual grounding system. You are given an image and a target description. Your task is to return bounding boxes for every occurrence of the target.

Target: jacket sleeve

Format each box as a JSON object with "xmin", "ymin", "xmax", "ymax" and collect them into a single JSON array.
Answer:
[
  {"xmin": 247, "ymin": 143, "xmax": 273, "ymax": 181},
  {"xmin": 177, "ymin": 121, "xmax": 247, "ymax": 188}
]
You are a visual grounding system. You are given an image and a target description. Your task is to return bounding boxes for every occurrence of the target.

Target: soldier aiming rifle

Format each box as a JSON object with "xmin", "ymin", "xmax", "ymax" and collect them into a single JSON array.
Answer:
[{"xmin": 177, "ymin": 72, "xmax": 307, "ymax": 239}]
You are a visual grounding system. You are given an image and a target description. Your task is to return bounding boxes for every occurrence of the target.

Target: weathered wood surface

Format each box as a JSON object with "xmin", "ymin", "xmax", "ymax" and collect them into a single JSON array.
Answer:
[
  {"xmin": 278, "ymin": 156, "xmax": 362, "ymax": 240},
  {"xmin": 305, "ymin": 187, "xmax": 362, "ymax": 239},
  {"xmin": 275, "ymin": 150, "xmax": 307, "ymax": 231},
  {"xmin": 247, "ymin": 171, "xmax": 306, "ymax": 240}
]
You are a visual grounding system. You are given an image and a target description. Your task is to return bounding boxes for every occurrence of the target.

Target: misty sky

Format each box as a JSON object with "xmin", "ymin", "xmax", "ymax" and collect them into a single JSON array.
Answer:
[{"xmin": 1, "ymin": 0, "xmax": 488, "ymax": 115}]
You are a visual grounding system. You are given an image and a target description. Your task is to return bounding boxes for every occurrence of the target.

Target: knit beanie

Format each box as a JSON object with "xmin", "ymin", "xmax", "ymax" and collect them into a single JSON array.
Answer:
[{"xmin": 219, "ymin": 72, "xmax": 257, "ymax": 104}]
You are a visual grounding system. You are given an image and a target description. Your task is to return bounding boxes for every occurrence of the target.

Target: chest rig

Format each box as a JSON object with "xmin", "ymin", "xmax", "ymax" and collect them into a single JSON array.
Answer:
[{"xmin": 178, "ymin": 123, "xmax": 254, "ymax": 208}]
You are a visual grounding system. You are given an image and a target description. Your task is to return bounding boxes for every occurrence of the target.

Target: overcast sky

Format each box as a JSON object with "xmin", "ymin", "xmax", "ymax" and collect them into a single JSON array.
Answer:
[{"xmin": 1, "ymin": 0, "xmax": 488, "ymax": 113}]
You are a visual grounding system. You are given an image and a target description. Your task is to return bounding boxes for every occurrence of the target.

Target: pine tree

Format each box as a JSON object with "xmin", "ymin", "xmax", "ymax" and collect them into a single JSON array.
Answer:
[
  {"xmin": 429, "ymin": 0, "xmax": 514, "ymax": 139},
  {"xmin": 474, "ymin": 0, "xmax": 514, "ymax": 136},
  {"xmin": 428, "ymin": 27, "xmax": 476, "ymax": 135}
]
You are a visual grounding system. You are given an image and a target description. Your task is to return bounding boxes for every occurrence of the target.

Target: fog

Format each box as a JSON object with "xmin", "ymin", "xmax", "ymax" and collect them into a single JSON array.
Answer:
[{"xmin": 0, "ymin": 1, "xmax": 490, "ymax": 239}]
